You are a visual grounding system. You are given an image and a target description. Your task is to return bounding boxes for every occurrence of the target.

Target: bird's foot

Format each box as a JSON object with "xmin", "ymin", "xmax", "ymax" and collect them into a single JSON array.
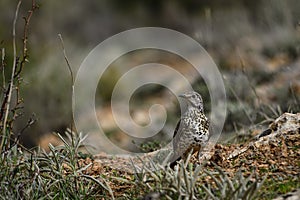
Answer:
[{"xmin": 197, "ymin": 148, "xmax": 213, "ymax": 163}]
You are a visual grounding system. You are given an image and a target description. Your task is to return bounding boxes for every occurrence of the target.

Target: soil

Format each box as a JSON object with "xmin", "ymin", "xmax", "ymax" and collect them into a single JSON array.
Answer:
[{"xmin": 73, "ymin": 112, "xmax": 300, "ymax": 198}]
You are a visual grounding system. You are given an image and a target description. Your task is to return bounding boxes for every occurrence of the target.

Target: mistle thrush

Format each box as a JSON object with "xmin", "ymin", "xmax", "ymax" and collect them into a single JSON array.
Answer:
[{"xmin": 170, "ymin": 91, "xmax": 209, "ymax": 168}]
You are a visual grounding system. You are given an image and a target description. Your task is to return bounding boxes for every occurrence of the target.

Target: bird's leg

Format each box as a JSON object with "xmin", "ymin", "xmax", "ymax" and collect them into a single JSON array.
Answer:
[
  {"xmin": 197, "ymin": 143, "xmax": 212, "ymax": 162},
  {"xmin": 197, "ymin": 149, "xmax": 203, "ymax": 161},
  {"xmin": 169, "ymin": 150, "xmax": 182, "ymax": 169},
  {"xmin": 180, "ymin": 147, "xmax": 194, "ymax": 167}
]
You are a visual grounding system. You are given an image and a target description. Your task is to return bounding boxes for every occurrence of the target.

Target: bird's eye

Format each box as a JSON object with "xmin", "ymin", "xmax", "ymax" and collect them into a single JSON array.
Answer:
[{"xmin": 192, "ymin": 95, "xmax": 196, "ymax": 98}]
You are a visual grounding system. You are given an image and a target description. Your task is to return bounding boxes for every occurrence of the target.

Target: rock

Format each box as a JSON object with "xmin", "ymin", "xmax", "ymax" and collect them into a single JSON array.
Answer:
[
  {"xmin": 273, "ymin": 189, "xmax": 300, "ymax": 200},
  {"xmin": 228, "ymin": 112, "xmax": 300, "ymax": 160}
]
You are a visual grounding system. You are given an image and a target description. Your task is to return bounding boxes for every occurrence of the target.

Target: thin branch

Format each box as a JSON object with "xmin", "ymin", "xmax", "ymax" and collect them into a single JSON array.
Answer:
[
  {"xmin": 237, "ymin": 49, "xmax": 261, "ymax": 107},
  {"xmin": 1, "ymin": 48, "xmax": 5, "ymax": 87},
  {"xmin": 14, "ymin": 0, "xmax": 37, "ymax": 78},
  {"xmin": 290, "ymin": 82, "xmax": 299, "ymax": 106},
  {"xmin": 1, "ymin": 117, "xmax": 35, "ymax": 155},
  {"xmin": 58, "ymin": 34, "xmax": 74, "ymax": 85},
  {"xmin": 1, "ymin": 0, "xmax": 22, "ymax": 150},
  {"xmin": 58, "ymin": 34, "xmax": 75, "ymax": 135},
  {"xmin": 227, "ymin": 83, "xmax": 254, "ymax": 125}
]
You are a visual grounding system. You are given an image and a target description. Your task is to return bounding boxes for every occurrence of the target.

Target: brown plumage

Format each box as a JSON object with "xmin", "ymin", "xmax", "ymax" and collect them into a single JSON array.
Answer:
[{"xmin": 170, "ymin": 91, "xmax": 209, "ymax": 169}]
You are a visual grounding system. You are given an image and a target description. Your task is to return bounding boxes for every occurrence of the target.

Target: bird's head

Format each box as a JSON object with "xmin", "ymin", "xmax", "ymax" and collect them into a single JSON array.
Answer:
[{"xmin": 179, "ymin": 91, "xmax": 204, "ymax": 112}]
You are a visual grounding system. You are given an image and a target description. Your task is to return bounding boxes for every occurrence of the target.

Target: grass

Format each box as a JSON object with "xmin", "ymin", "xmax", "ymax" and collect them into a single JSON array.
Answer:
[
  {"xmin": 0, "ymin": 131, "xmax": 114, "ymax": 199},
  {"xmin": 1, "ymin": 128, "xmax": 298, "ymax": 199},
  {"xmin": 259, "ymin": 178, "xmax": 300, "ymax": 199},
  {"xmin": 0, "ymin": 127, "xmax": 268, "ymax": 199},
  {"xmin": 0, "ymin": 1, "xmax": 299, "ymax": 199},
  {"xmin": 123, "ymin": 150, "xmax": 266, "ymax": 199}
]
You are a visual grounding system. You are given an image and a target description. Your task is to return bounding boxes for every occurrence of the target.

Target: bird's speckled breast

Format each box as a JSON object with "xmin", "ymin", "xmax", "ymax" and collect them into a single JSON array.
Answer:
[{"xmin": 174, "ymin": 107, "xmax": 209, "ymax": 156}]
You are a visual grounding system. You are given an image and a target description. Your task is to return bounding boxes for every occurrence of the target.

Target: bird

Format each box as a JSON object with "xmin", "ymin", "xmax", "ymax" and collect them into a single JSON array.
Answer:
[{"xmin": 169, "ymin": 91, "xmax": 209, "ymax": 169}]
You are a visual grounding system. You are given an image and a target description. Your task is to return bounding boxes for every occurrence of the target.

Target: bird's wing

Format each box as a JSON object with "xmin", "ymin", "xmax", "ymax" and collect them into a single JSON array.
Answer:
[
  {"xmin": 170, "ymin": 119, "xmax": 184, "ymax": 165},
  {"xmin": 173, "ymin": 119, "xmax": 181, "ymax": 139},
  {"xmin": 172, "ymin": 119, "xmax": 186, "ymax": 150}
]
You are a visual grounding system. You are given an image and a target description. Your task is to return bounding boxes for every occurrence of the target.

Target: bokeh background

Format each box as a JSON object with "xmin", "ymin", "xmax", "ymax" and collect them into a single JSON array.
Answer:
[{"xmin": 0, "ymin": 0, "xmax": 299, "ymax": 151}]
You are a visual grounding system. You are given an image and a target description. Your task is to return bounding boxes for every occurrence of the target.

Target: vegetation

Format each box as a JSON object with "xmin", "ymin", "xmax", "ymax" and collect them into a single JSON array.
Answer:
[
  {"xmin": 1, "ymin": 127, "xmax": 298, "ymax": 199},
  {"xmin": 0, "ymin": 1, "xmax": 299, "ymax": 199},
  {"xmin": 129, "ymin": 154, "xmax": 265, "ymax": 199},
  {"xmin": 0, "ymin": 131, "xmax": 114, "ymax": 199}
]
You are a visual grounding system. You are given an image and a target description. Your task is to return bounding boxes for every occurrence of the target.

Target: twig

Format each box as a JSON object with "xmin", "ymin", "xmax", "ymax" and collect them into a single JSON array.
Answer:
[
  {"xmin": 227, "ymin": 83, "xmax": 253, "ymax": 125},
  {"xmin": 58, "ymin": 34, "xmax": 74, "ymax": 85},
  {"xmin": 0, "ymin": 0, "xmax": 22, "ymax": 151},
  {"xmin": 1, "ymin": 48, "xmax": 5, "ymax": 87},
  {"xmin": 14, "ymin": 0, "xmax": 37, "ymax": 78},
  {"xmin": 237, "ymin": 50, "xmax": 261, "ymax": 106},
  {"xmin": 1, "ymin": 117, "xmax": 35, "ymax": 155},
  {"xmin": 0, "ymin": 0, "xmax": 36, "ymax": 146},
  {"xmin": 58, "ymin": 34, "xmax": 75, "ymax": 137},
  {"xmin": 289, "ymin": 82, "xmax": 300, "ymax": 108}
]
